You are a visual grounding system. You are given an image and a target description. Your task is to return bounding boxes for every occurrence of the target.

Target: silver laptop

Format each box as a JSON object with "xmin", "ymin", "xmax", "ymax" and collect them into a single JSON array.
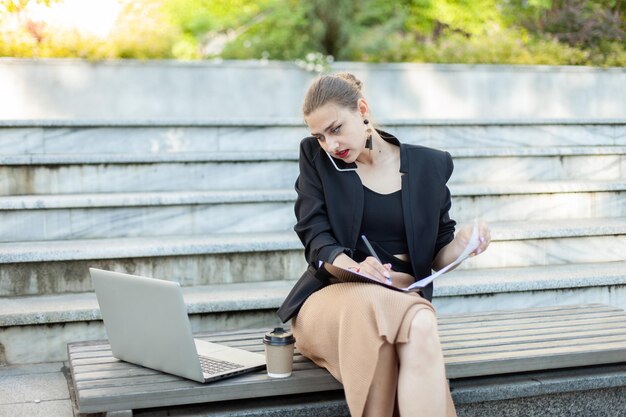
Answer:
[{"xmin": 90, "ymin": 268, "xmax": 266, "ymax": 383}]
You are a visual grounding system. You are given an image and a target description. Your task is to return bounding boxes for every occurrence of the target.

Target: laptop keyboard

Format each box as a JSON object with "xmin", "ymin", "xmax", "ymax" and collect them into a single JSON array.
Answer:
[{"xmin": 198, "ymin": 356, "xmax": 244, "ymax": 375}]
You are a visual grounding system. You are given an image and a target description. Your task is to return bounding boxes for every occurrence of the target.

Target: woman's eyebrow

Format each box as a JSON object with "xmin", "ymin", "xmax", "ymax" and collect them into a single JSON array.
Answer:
[{"xmin": 311, "ymin": 120, "xmax": 338, "ymax": 136}]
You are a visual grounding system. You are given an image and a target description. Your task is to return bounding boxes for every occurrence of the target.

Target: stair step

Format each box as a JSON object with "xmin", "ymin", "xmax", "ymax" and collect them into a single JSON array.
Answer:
[
  {"xmin": 2, "ymin": 146, "xmax": 625, "ymax": 165},
  {"xmin": 1, "ymin": 120, "xmax": 624, "ymax": 155},
  {"xmin": 0, "ymin": 157, "xmax": 301, "ymax": 195},
  {"xmin": 453, "ymin": 181, "xmax": 626, "ymax": 223},
  {"xmin": 4, "ymin": 262, "xmax": 625, "ymax": 328},
  {"xmin": 2, "ymin": 261, "xmax": 626, "ymax": 364},
  {"xmin": 464, "ymin": 217, "xmax": 626, "ymax": 270},
  {"xmin": 0, "ymin": 232, "xmax": 301, "ymax": 263},
  {"xmin": 0, "ymin": 280, "xmax": 292, "ymax": 327},
  {"xmin": 0, "ymin": 280, "xmax": 292, "ymax": 365},
  {"xmin": 452, "ymin": 152, "xmax": 626, "ymax": 183},
  {"xmin": 0, "ymin": 182, "xmax": 624, "ymax": 241},
  {"xmin": 0, "ymin": 189, "xmax": 297, "ymax": 209},
  {"xmin": 0, "ymin": 121, "xmax": 306, "ymax": 155},
  {"xmin": 436, "ymin": 261, "xmax": 626, "ymax": 297},
  {"xmin": 451, "ymin": 181, "xmax": 626, "ymax": 196},
  {"xmin": 2, "ymin": 181, "xmax": 623, "ymax": 209},
  {"xmin": 434, "ymin": 261, "xmax": 626, "ymax": 316},
  {"xmin": 1, "ymin": 147, "xmax": 624, "ymax": 195},
  {"xmin": 0, "ymin": 218, "xmax": 624, "ymax": 296},
  {"xmin": 0, "ymin": 190, "xmax": 298, "ymax": 241},
  {"xmin": 0, "ymin": 232, "xmax": 306, "ymax": 297},
  {"xmin": 0, "ymin": 218, "xmax": 624, "ymax": 264},
  {"xmin": 488, "ymin": 217, "xmax": 626, "ymax": 240}
]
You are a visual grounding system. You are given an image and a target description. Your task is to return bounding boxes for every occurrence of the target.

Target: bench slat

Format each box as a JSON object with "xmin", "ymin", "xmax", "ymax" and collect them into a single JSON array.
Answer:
[
  {"xmin": 77, "ymin": 368, "xmax": 342, "ymax": 414},
  {"xmin": 437, "ymin": 310, "xmax": 625, "ymax": 329},
  {"xmin": 445, "ymin": 344, "xmax": 626, "ymax": 378},
  {"xmin": 439, "ymin": 314, "xmax": 626, "ymax": 335},
  {"xmin": 443, "ymin": 325, "xmax": 626, "ymax": 350},
  {"xmin": 437, "ymin": 303, "xmax": 617, "ymax": 322},
  {"xmin": 439, "ymin": 317, "xmax": 626, "ymax": 340},
  {"xmin": 73, "ymin": 360, "xmax": 321, "ymax": 388},
  {"xmin": 444, "ymin": 334, "xmax": 626, "ymax": 356}
]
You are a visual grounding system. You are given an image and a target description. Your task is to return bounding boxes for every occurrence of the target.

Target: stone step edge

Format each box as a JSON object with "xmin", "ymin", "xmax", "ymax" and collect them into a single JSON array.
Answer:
[
  {"xmin": 2, "ymin": 118, "xmax": 625, "ymax": 128},
  {"xmin": 2, "ymin": 146, "xmax": 626, "ymax": 165},
  {"xmin": 2, "ymin": 181, "xmax": 626, "ymax": 210},
  {"xmin": 0, "ymin": 189, "xmax": 298, "ymax": 209},
  {"xmin": 0, "ymin": 232, "xmax": 300, "ymax": 264},
  {"xmin": 435, "ymin": 261, "xmax": 626, "ymax": 297},
  {"xmin": 2, "ymin": 261, "xmax": 626, "ymax": 327},
  {"xmin": 0, "ymin": 217, "xmax": 625, "ymax": 263},
  {"xmin": 0, "ymin": 280, "xmax": 291, "ymax": 327}
]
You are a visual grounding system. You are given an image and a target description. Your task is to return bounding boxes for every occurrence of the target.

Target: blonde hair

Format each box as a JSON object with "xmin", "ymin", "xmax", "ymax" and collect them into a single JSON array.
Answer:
[{"xmin": 302, "ymin": 72, "xmax": 364, "ymax": 117}]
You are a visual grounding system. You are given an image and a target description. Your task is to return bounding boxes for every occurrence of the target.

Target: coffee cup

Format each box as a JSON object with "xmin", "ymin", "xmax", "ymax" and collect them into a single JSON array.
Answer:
[{"xmin": 263, "ymin": 327, "xmax": 296, "ymax": 378}]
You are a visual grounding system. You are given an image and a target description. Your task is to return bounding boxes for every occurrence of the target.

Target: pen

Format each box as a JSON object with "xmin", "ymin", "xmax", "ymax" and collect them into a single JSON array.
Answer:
[{"xmin": 360, "ymin": 235, "xmax": 392, "ymax": 281}]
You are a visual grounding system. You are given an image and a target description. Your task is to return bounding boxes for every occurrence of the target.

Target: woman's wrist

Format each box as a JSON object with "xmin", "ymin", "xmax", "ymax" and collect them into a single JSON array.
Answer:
[
  {"xmin": 331, "ymin": 253, "xmax": 360, "ymax": 270},
  {"xmin": 433, "ymin": 238, "xmax": 463, "ymax": 270}
]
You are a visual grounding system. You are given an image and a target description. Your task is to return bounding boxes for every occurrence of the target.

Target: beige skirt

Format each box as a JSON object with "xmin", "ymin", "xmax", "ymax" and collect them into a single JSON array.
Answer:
[{"xmin": 292, "ymin": 282, "xmax": 456, "ymax": 417}]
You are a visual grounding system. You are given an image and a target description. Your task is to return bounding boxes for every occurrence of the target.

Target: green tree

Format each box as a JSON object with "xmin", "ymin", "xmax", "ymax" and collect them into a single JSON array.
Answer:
[{"xmin": 1, "ymin": 0, "xmax": 624, "ymax": 66}]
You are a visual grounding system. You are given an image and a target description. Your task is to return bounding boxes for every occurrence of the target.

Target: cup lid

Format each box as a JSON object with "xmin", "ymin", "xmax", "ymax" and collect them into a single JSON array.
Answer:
[{"xmin": 263, "ymin": 327, "xmax": 295, "ymax": 346}]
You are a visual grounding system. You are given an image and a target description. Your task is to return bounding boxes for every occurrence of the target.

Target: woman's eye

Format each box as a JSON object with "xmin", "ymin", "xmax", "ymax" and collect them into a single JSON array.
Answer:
[
  {"xmin": 331, "ymin": 125, "xmax": 342, "ymax": 134},
  {"xmin": 315, "ymin": 135, "xmax": 325, "ymax": 142}
]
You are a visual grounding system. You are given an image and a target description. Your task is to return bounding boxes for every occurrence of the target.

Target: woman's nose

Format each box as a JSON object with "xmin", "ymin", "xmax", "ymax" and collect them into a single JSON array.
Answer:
[{"xmin": 327, "ymin": 139, "xmax": 339, "ymax": 150}]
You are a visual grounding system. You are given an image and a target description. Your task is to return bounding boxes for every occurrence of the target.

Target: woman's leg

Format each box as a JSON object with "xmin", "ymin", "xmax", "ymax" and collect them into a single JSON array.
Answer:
[
  {"xmin": 362, "ymin": 341, "xmax": 399, "ymax": 417},
  {"xmin": 396, "ymin": 309, "xmax": 452, "ymax": 417}
]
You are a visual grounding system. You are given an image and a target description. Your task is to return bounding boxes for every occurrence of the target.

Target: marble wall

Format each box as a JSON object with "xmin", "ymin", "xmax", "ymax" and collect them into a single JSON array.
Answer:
[{"xmin": 1, "ymin": 59, "xmax": 625, "ymax": 120}]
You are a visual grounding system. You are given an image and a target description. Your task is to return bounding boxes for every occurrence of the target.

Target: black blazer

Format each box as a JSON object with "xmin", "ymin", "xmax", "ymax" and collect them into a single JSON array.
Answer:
[{"xmin": 277, "ymin": 130, "xmax": 456, "ymax": 322}]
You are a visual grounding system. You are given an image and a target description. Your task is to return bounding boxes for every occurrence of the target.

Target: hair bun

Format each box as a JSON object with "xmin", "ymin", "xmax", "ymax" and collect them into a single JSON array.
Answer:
[
  {"xmin": 302, "ymin": 71, "xmax": 365, "ymax": 116},
  {"xmin": 335, "ymin": 72, "xmax": 363, "ymax": 92}
]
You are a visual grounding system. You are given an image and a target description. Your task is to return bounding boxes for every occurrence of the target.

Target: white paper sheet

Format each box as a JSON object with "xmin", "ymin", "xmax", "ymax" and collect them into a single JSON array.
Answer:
[{"xmin": 405, "ymin": 219, "xmax": 480, "ymax": 290}]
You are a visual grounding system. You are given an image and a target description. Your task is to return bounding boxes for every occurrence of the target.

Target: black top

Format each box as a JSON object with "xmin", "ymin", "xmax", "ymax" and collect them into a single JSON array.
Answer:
[{"xmin": 355, "ymin": 186, "xmax": 411, "ymax": 273}]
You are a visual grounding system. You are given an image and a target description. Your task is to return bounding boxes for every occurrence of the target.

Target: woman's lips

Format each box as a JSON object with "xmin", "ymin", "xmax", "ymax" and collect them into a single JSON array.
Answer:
[{"xmin": 335, "ymin": 149, "xmax": 349, "ymax": 158}]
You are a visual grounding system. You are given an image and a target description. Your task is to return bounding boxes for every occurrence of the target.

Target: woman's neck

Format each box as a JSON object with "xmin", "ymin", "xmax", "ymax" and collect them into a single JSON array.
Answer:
[{"xmin": 355, "ymin": 131, "xmax": 396, "ymax": 166}]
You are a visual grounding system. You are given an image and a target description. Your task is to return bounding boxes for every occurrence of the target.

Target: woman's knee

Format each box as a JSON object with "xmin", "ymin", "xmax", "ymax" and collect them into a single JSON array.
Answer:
[{"xmin": 409, "ymin": 309, "xmax": 439, "ymax": 341}]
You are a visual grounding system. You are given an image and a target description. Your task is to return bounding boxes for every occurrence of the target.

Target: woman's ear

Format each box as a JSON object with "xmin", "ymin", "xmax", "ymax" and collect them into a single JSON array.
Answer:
[{"xmin": 357, "ymin": 98, "xmax": 369, "ymax": 118}]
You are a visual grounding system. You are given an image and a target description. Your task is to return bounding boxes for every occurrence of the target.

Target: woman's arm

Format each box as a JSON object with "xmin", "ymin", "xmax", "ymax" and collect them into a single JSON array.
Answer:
[
  {"xmin": 293, "ymin": 139, "xmax": 351, "ymax": 265},
  {"xmin": 431, "ymin": 151, "xmax": 490, "ymax": 271},
  {"xmin": 433, "ymin": 221, "xmax": 491, "ymax": 271}
]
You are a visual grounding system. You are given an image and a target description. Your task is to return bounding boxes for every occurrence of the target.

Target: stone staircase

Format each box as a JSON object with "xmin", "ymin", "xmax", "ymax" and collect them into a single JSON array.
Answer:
[{"xmin": 0, "ymin": 119, "xmax": 625, "ymax": 365}]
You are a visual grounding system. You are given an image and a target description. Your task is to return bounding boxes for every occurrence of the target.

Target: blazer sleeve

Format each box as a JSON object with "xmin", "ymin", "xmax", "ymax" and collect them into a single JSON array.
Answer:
[
  {"xmin": 293, "ymin": 139, "xmax": 351, "ymax": 266},
  {"xmin": 434, "ymin": 151, "xmax": 456, "ymax": 257}
]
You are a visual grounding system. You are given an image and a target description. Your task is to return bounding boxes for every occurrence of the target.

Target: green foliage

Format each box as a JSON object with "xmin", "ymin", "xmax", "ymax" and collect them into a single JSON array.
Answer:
[
  {"xmin": 407, "ymin": 0, "xmax": 503, "ymax": 38},
  {"xmin": 0, "ymin": 0, "xmax": 624, "ymax": 66},
  {"xmin": 0, "ymin": 0, "xmax": 177, "ymax": 59},
  {"xmin": 219, "ymin": 0, "xmax": 316, "ymax": 61}
]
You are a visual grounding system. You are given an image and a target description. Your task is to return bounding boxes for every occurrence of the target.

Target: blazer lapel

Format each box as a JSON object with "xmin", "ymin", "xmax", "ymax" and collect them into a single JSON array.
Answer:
[
  {"xmin": 400, "ymin": 145, "xmax": 426, "ymax": 278},
  {"xmin": 348, "ymin": 171, "xmax": 364, "ymax": 249}
]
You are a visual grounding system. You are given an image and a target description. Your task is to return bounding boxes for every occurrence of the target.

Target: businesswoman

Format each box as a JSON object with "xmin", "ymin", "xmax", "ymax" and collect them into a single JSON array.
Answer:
[{"xmin": 277, "ymin": 73, "xmax": 491, "ymax": 417}]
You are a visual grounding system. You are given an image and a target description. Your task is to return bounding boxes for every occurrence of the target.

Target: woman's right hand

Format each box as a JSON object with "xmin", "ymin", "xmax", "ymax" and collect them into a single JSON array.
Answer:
[{"xmin": 355, "ymin": 257, "xmax": 392, "ymax": 284}]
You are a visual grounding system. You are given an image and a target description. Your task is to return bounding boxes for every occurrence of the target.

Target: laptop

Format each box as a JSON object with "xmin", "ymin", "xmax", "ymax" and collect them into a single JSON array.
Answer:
[{"xmin": 90, "ymin": 268, "xmax": 266, "ymax": 383}]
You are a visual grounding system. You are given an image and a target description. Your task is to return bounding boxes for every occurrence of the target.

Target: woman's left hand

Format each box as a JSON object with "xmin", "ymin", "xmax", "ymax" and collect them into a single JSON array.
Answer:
[{"xmin": 456, "ymin": 220, "xmax": 491, "ymax": 256}]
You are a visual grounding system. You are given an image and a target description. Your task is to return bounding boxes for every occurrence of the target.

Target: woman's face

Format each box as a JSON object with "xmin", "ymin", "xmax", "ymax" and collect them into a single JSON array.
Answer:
[{"xmin": 305, "ymin": 101, "xmax": 368, "ymax": 164}]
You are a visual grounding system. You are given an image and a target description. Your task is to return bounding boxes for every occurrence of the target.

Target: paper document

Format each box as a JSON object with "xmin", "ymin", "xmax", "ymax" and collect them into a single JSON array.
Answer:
[
  {"xmin": 323, "ymin": 219, "xmax": 481, "ymax": 293},
  {"xmin": 406, "ymin": 219, "xmax": 480, "ymax": 290}
]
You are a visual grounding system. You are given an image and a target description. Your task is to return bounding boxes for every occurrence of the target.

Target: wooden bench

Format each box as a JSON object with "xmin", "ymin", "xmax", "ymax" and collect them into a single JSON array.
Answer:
[{"xmin": 67, "ymin": 303, "xmax": 626, "ymax": 416}]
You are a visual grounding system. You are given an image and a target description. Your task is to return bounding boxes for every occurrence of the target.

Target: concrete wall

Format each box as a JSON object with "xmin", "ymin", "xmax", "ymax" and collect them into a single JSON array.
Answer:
[{"xmin": 1, "ymin": 58, "xmax": 624, "ymax": 120}]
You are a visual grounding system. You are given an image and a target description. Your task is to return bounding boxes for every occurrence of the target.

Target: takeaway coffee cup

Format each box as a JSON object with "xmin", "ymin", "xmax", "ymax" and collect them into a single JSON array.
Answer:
[{"xmin": 263, "ymin": 327, "xmax": 296, "ymax": 378}]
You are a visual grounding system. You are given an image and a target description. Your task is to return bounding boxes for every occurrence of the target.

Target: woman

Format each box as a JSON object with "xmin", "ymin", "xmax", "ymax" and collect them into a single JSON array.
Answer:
[{"xmin": 277, "ymin": 72, "xmax": 491, "ymax": 417}]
